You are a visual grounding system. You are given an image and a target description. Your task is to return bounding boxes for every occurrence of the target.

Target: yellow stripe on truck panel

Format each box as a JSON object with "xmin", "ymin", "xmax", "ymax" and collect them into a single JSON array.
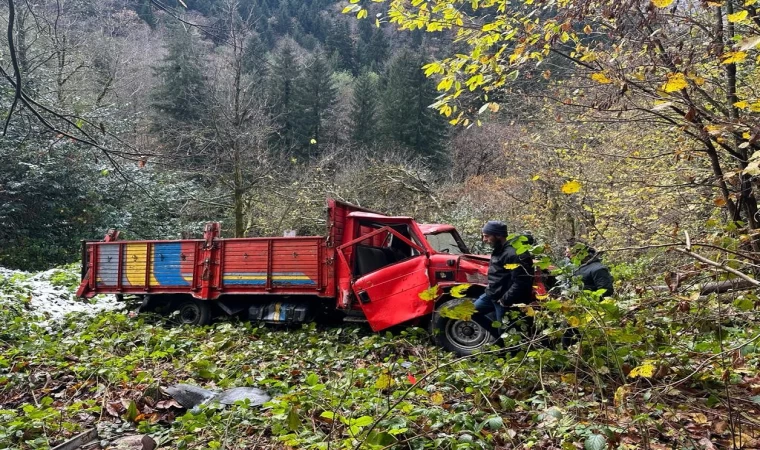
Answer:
[
  {"xmin": 223, "ymin": 275, "xmax": 311, "ymax": 281},
  {"xmin": 124, "ymin": 243, "xmax": 158, "ymax": 286}
]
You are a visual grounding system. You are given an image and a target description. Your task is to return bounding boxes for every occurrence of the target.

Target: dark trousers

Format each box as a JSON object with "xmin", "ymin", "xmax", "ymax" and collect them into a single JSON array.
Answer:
[{"xmin": 473, "ymin": 293, "xmax": 504, "ymax": 338}]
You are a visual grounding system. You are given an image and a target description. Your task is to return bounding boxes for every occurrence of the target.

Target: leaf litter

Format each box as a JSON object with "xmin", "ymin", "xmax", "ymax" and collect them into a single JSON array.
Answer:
[{"xmin": 0, "ymin": 266, "xmax": 758, "ymax": 449}]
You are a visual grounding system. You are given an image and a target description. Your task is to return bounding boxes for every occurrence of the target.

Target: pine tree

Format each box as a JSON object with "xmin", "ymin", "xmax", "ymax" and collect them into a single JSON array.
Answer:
[
  {"xmin": 380, "ymin": 50, "xmax": 447, "ymax": 158},
  {"xmin": 364, "ymin": 27, "xmax": 389, "ymax": 71},
  {"xmin": 294, "ymin": 52, "xmax": 337, "ymax": 157},
  {"xmin": 268, "ymin": 43, "xmax": 301, "ymax": 151},
  {"xmin": 325, "ymin": 20, "xmax": 355, "ymax": 74},
  {"xmin": 136, "ymin": 0, "xmax": 157, "ymax": 29},
  {"xmin": 151, "ymin": 24, "xmax": 208, "ymax": 124},
  {"xmin": 242, "ymin": 33, "xmax": 268, "ymax": 83},
  {"xmin": 355, "ymin": 19, "xmax": 374, "ymax": 70},
  {"xmin": 350, "ymin": 72, "xmax": 379, "ymax": 146},
  {"xmin": 273, "ymin": 1, "xmax": 292, "ymax": 35}
]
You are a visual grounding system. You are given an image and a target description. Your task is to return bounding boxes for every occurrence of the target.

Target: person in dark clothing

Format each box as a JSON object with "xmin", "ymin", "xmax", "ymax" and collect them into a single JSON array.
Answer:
[
  {"xmin": 473, "ymin": 221, "xmax": 535, "ymax": 337},
  {"xmin": 565, "ymin": 239, "xmax": 614, "ymax": 297},
  {"xmin": 561, "ymin": 240, "xmax": 614, "ymax": 348}
]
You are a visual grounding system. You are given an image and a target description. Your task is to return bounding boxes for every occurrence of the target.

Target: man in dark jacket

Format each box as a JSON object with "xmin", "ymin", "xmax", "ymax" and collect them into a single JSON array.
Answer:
[
  {"xmin": 566, "ymin": 240, "xmax": 614, "ymax": 297},
  {"xmin": 473, "ymin": 221, "xmax": 535, "ymax": 336}
]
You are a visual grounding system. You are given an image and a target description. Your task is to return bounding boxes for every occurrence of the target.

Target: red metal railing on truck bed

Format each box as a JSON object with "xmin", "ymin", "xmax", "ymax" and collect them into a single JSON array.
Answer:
[{"xmin": 77, "ymin": 224, "xmax": 330, "ymax": 300}]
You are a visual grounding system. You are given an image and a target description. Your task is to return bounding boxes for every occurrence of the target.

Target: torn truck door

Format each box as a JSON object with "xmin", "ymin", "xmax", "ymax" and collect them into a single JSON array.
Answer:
[{"xmin": 337, "ymin": 224, "xmax": 435, "ymax": 331}]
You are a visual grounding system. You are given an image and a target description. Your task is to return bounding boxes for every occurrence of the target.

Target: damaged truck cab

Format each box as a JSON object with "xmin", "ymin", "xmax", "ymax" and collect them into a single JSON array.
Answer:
[{"xmin": 77, "ymin": 199, "xmax": 518, "ymax": 355}]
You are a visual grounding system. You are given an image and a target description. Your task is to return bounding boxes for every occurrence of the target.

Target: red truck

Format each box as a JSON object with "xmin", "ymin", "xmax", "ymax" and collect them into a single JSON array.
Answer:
[{"xmin": 77, "ymin": 199, "xmax": 535, "ymax": 355}]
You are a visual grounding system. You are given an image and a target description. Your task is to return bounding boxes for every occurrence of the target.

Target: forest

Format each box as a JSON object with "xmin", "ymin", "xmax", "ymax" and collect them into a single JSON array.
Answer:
[{"xmin": 1, "ymin": 0, "xmax": 759, "ymax": 449}]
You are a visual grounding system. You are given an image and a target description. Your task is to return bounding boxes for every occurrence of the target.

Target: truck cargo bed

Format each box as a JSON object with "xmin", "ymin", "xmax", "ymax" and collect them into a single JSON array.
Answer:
[{"xmin": 77, "ymin": 225, "xmax": 330, "ymax": 300}]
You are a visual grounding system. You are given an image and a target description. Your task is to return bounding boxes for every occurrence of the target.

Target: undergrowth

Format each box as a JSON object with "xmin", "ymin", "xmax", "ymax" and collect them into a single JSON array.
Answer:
[{"xmin": 0, "ymin": 271, "xmax": 758, "ymax": 450}]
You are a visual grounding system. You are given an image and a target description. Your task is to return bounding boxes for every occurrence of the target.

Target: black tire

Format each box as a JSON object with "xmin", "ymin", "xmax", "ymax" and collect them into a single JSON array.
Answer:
[
  {"xmin": 431, "ymin": 298, "xmax": 497, "ymax": 356},
  {"xmin": 175, "ymin": 298, "xmax": 212, "ymax": 326}
]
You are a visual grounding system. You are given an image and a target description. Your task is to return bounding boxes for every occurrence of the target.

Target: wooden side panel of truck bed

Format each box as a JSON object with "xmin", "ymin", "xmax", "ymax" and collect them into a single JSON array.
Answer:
[{"xmin": 78, "ymin": 237, "xmax": 329, "ymax": 300}]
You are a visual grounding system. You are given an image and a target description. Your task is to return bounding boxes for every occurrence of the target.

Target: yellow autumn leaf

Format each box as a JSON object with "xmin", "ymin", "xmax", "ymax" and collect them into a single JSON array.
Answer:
[
  {"xmin": 531, "ymin": 174, "xmax": 540, "ymax": 181},
  {"xmin": 727, "ymin": 10, "xmax": 748, "ymax": 22},
  {"xmin": 628, "ymin": 363, "xmax": 656, "ymax": 378},
  {"xmin": 688, "ymin": 74, "xmax": 705, "ymax": 86},
  {"xmin": 750, "ymin": 102, "xmax": 760, "ymax": 112},
  {"xmin": 439, "ymin": 300, "xmax": 477, "ymax": 321},
  {"xmin": 310, "ymin": 138, "xmax": 317, "ymax": 144},
  {"xmin": 722, "ymin": 51, "xmax": 747, "ymax": 64},
  {"xmin": 449, "ymin": 284, "xmax": 471, "ymax": 298},
  {"xmin": 418, "ymin": 285, "xmax": 441, "ymax": 301},
  {"xmin": 561, "ymin": 180, "xmax": 582, "ymax": 194},
  {"xmin": 430, "ymin": 392, "xmax": 444, "ymax": 405},
  {"xmin": 357, "ymin": 8, "xmax": 368, "ymax": 19},
  {"xmin": 734, "ymin": 100, "xmax": 750, "ymax": 109},
  {"xmin": 535, "ymin": 294, "xmax": 549, "ymax": 301},
  {"xmin": 590, "ymin": 72, "xmax": 611, "ymax": 84},
  {"xmin": 504, "ymin": 263, "xmax": 520, "ymax": 270},
  {"xmin": 651, "ymin": 0, "xmax": 674, "ymax": 7},
  {"xmin": 583, "ymin": 24, "xmax": 592, "ymax": 34},
  {"xmin": 567, "ymin": 316, "xmax": 580, "ymax": 327},
  {"xmin": 734, "ymin": 433, "xmax": 757, "ymax": 449},
  {"xmin": 523, "ymin": 306, "xmax": 536, "ymax": 317},
  {"xmin": 614, "ymin": 384, "xmax": 631, "ymax": 408},
  {"xmin": 374, "ymin": 373, "xmax": 393, "ymax": 389},
  {"xmin": 663, "ymin": 73, "xmax": 688, "ymax": 92},
  {"xmin": 560, "ymin": 373, "xmax": 576, "ymax": 383}
]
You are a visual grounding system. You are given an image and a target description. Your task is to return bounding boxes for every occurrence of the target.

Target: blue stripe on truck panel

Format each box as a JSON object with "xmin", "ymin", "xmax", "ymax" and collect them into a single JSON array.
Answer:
[{"xmin": 152, "ymin": 243, "xmax": 190, "ymax": 286}]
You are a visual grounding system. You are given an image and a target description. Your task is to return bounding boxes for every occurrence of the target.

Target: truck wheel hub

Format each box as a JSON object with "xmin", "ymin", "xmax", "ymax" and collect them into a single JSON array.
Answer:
[{"xmin": 446, "ymin": 320, "xmax": 488, "ymax": 348}]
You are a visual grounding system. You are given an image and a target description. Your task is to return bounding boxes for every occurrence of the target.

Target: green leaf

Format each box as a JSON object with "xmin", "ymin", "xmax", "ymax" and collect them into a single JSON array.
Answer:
[
  {"xmin": 366, "ymin": 431, "xmax": 397, "ymax": 446},
  {"xmin": 286, "ymin": 406, "xmax": 301, "ymax": 431},
  {"xmin": 305, "ymin": 373, "xmax": 319, "ymax": 386},
  {"xmin": 584, "ymin": 434, "xmax": 606, "ymax": 450},
  {"xmin": 482, "ymin": 416, "xmax": 504, "ymax": 430},
  {"xmin": 544, "ymin": 300, "xmax": 562, "ymax": 311},
  {"xmin": 706, "ymin": 394, "xmax": 720, "ymax": 408},
  {"xmin": 320, "ymin": 411, "xmax": 336, "ymax": 420},
  {"xmin": 499, "ymin": 395, "xmax": 516, "ymax": 411},
  {"xmin": 733, "ymin": 298, "xmax": 754, "ymax": 311},
  {"xmin": 750, "ymin": 395, "xmax": 760, "ymax": 405},
  {"xmin": 352, "ymin": 416, "xmax": 373, "ymax": 427},
  {"xmin": 124, "ymin": 400, "xmax": 138, "ymax": 422}
]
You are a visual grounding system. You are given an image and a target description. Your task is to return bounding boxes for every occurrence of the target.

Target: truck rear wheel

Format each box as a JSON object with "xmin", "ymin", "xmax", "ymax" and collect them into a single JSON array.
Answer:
[
  {"xmin": 432, "ymin": 299, "xmax": 497, "ymax": 356},
  {"xmin": 176, "ymin": 298, "xmax": 212, "ymax": 326}
]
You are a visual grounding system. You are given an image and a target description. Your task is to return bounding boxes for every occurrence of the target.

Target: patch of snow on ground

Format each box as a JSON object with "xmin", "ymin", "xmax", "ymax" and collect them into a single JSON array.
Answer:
[{"xmin": 0, "ymin": 267, "xmax": 124, "ymax": 324}]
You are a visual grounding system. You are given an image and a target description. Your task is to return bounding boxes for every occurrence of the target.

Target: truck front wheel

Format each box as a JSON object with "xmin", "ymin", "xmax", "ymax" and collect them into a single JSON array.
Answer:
[
  {"xmin": 175, "ymin": 298, "xmax": 212, "ymax": 326},
  {"xmin": 431, "ymin": 299, "xmax": 497, "ymax": 356}
]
